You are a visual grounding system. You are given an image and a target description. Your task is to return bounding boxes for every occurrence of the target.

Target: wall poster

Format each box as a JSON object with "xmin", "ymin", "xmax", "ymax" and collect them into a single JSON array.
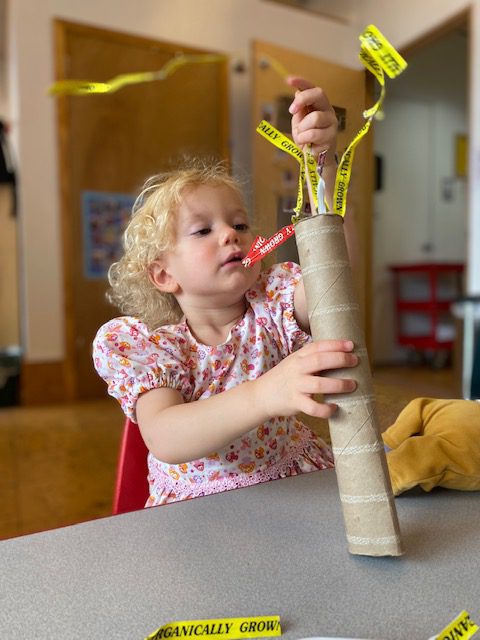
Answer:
[{"xmin": 81, "ymin": 190, "xmax": 134, "ymax": 279}]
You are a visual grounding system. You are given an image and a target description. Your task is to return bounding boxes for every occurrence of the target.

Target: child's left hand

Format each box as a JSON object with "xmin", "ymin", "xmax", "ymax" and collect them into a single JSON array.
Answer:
[{"xmin": 287, "ymin": 76, "xmax": 338, "ymax": 162}]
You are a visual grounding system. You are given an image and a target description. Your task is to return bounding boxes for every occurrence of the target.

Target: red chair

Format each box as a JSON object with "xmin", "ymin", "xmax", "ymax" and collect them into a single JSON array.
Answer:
[{"xmin": 112, "ymin": 418, "xmax": 150, "ymax": 515}]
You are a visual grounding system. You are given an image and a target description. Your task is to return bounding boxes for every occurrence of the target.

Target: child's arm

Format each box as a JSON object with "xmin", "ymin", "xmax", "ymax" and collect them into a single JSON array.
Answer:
[
  {"xmin": 287, "ymin": 78, "xmax": 338, "ymax": 332},
  {"xmin": 293, "ymin": 215, "xmax": 359, "ymax": 333},
  {"xmin": 287, "ymin": 76, "xmax": 338, "ymax": 210},
  {"xmin": 137, "ymin": 339, "xmax": 357, "ymax": 463}
]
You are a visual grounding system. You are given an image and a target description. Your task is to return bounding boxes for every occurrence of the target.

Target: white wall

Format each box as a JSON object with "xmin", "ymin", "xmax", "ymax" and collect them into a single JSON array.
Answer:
[
  {"xmin": 6, "ymin": 0, "xmax": 480, "ymax": 362},
  {"xmin": 372, "ymin": 31, "xmax": 468, "ymax": 362},
  {"xmin": 7, "ymin": 0, "xmax": 359, "ymax": 362},
  {"xmin": 357, "ymin": 0, "xmax": 480, "ymax": 296},
  {"xmin": 374, "ymin": 98, "xmax": 468, "ymax": 362}
]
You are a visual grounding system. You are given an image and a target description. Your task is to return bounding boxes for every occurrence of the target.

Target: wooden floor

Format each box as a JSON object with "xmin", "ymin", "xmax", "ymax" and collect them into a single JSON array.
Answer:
[
  {"xmin": 0, "ymin": 396, "xmax": 124, "ymax": 540},
  {"xmin": 0, "ymin": 365, "xmax": 459, "ymax": 540}
]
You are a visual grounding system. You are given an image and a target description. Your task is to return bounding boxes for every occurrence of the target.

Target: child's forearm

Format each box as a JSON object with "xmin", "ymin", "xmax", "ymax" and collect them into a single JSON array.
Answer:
[
  {"xmin": 141, "ymin": 379, "xmax": 269, "ymax": 464},
  {"xmin": 138, "ymin": 340, "xmax": 358, "ymax": 464}
]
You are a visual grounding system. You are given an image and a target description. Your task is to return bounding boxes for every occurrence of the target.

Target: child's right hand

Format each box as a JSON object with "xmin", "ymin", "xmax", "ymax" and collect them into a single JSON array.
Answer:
[
  {"xmin": 255, "ymin": 340, "xmax": 358, "ymax": 420},
  {"xmin": 287, "ymin": 77, "xmax": 338, "ymax": 163}
]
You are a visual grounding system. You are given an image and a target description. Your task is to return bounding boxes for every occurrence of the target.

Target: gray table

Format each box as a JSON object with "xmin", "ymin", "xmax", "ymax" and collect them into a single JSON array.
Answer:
[{"xmin": 1, "ymin": 470, "xmax": 479, "ymax": 639}]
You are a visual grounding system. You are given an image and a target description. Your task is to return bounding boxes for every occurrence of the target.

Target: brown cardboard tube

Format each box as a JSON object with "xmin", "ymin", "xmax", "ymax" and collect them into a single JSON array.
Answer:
[{"xmin": 295, "ymin": 214, "xmax": 403, "ymax": 557}]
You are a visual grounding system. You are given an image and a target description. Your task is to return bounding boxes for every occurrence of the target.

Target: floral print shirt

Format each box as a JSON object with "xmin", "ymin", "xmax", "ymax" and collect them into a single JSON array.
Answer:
[{"xmin": 93, "ymin": 262, "xmax": 333, "ymax": 506}]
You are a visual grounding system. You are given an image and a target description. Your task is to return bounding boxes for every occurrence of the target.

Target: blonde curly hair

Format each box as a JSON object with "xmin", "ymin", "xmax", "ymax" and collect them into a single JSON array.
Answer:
[{"xmin": 107, "ymin": 160, "xmax": 246, "ymax": 329}]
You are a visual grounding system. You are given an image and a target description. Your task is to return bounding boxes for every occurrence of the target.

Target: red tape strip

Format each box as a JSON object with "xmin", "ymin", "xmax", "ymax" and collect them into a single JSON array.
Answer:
[{"xmin": 242, "ymin": 225, "xmax": 295, "ymax": 267}]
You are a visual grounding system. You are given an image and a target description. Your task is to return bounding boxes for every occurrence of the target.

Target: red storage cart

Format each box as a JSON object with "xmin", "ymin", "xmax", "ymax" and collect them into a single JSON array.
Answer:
[{"xmin": 389, "ymin": 263, "xmax": 464, "ymax": 365}]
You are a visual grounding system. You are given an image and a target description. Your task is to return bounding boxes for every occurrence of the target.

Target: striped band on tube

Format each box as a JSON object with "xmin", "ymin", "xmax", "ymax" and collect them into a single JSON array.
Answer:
[
  {"xmin": 340, "ymin": 492, "xmax": 392, "ymax": 504},
  {"xmin": 347, "ymin": 534, "xmax": 401, "ymax": 546},
  {"xmin": 332, "ymin": 442, "xmax": 383, "ymax": 456}
]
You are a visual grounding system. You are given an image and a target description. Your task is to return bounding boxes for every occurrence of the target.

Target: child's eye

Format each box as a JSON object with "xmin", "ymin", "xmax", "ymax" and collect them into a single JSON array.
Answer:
[
  {"xmin": 192, "ymin": 228, "xmax": 211, "ymax": 236},
  {"xmin": 234, "ymin": 223, "xmax": 249, "ymax": 232}
]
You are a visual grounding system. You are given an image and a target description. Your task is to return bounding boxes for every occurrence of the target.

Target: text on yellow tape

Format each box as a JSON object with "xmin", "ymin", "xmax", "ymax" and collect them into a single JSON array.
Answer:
[
  {"xmin": 255, "ymin": 25, "xmax": 407, "ymax": 219},
  {"xmin": 435, "ymin": 610, "xmax": 479, "ymax": 640},
  {"xmin": 145, "ymin": 616, "xmax": 282, "ymax": 640},
  {"xmin": 332, "ymin": 24, "xmax": 407, "ymax": 216},
  {"xmin": 256, "ymin": 120, "xmax": 318, "ymax": 216}
]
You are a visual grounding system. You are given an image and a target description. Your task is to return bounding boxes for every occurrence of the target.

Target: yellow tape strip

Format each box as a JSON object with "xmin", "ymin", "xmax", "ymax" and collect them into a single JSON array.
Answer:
[
  {"xmin": 333, "ymin": 119, "xmax": 373, "ymax": 216},
  {"xmin": 303, "ymin": 148, "xmax": 319, "ymax": 213},
  {"xmin": 435, "ymin": 610, "xmax": 479, "ymax": 640},
  {"xmin": 255, "ymin": 25, "xmax": 406, "ymax": 219},
  {"xmin": 259, "ymin": 54, "xmax": 291, "ymax": 80},
  {"xmin": 145, "ymin": 616, "xmax": 281, "ymax": 640},
  {"xmin": 256, "ymin": 120, "xmax": 310, "ymax": 215},
  {"xmin": 48, "ymin": 53, "xmax": 226, "ymax": 96},
  {"xmin": 332, "ymin": 24, "xmax": 407, "ymax": 216},
  {"xmin": 256, "ymin": 120, "xmax": 320, "ymax": 215},
  {"xmin": 359, "ymin": 24, "xmax": 407, "ymax": 80}
]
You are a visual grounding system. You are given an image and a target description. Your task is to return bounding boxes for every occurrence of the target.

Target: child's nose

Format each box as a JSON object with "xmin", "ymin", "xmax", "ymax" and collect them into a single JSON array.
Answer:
[{"xmin": 220, "ymin": 225, "xmax": 239, "ymax": 245}]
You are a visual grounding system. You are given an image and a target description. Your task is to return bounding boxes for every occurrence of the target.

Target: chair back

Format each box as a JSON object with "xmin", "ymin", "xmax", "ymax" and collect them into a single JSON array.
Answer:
[{"xmin": 113, "ymin": 418, "xmax": 149, "ymax": 515}]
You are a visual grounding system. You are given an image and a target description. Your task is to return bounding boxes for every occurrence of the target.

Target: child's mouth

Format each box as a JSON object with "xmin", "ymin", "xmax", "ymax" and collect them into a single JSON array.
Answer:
[{"xmin": 222, "ymin": 253, "xmax": 244, "ymax": 266}]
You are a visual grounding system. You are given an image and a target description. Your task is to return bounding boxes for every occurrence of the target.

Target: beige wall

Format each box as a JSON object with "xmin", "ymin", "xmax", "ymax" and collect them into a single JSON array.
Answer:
[
  {"xmin": 7, "ymin": 0, "xmax": 359, "ymax": 363},
  {"xmin": 354, "ymin": 0, "xmax": 480, "ymax": 296},
  {"xmin": 6, "ymin": 0, "xmax": 480, "ymax": 362}
]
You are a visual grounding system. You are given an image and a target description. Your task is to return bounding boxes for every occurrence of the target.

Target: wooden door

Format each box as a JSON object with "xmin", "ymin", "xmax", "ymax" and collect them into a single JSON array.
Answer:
[
  {"xmin": 251, "ymin": 41, "xmax": 373, "ymax": 343},
  {"xmin": 0, "ymin": 189, "xmax": 19, "ymax": 348},
  {"xmin": 54, "ymin": 21, "xmax": 229, "ymax": 399}
]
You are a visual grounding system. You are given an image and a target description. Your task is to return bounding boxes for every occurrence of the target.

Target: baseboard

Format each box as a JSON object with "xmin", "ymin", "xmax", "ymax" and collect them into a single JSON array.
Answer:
[{"xmin": 20, "ymin": 360, "xmax": 66, "ymax": 405}]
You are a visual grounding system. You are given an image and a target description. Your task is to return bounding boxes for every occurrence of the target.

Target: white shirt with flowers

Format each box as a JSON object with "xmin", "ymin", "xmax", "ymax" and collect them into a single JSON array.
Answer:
[{"xmin": 93, "ymin": 262, "xmax": 334, "ymax": 506}]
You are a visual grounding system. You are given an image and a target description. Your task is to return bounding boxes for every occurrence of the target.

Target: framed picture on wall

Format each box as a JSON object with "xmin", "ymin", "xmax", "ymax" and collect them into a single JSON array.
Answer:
[{"xmin": 81, "ymin": 190, "xmax": 134, "ymax": 279}]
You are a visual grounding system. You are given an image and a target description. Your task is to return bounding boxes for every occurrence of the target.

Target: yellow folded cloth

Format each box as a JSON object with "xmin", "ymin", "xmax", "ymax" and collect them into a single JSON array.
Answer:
[{"xmin": 383, "ymin": 398, "xmax": 480, "ymax": 495}]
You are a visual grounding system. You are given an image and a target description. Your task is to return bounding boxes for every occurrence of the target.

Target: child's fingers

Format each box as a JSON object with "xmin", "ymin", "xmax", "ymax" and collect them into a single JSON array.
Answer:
[
  {"xmin": 300, "ymin": 339, "xmax": 355, "ymax": 354},
  {"xmin": 301, "ymin": 374, "xmax": 357, "ymax": 396},
  {"xmin": 299, "ymin": 397, "xmax": 339, "ymax": 419},
  {"xmin": 286, "ymin": 77, "xmax": 337, "ymax": 158},
  {"xmin": 286, "ymin": 75, "xmax": 315, "ymax": 92},
  {"xmin": 291, "ymin": 109, "xmax": 336, "ymax": 147},
  {"xmin": 293, "ymin": 109, "xmax": 337, "ymax": 136},
  {"xmin": 288, "ymin": 85, "xmax": 333, "ymax": 116},
  {"xmin": 293, "ymin": 122, "xmax": 337, "ymax": 151},
  {"xmin": 300, "ymin": 350, "xmax": 358, "ymax": 375}
]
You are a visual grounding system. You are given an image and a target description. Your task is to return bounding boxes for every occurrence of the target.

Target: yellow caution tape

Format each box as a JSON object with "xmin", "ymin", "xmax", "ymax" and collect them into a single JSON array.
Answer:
[
  {"xmin": 332, "ymin": 24, "xmax": 407, "ymax": 216},
  {"xmin": 256, "ymin": 120, "xmax": 303, "ymax": 163},
  {"xmin": 258, "ymin": 54, "xmax": 291, "ymax": 80},
  {"xmin": 145, "ymin": 615, "xmax": 282, "ymax": 640},
  {"xmin": 360, "ymin": 24, "xmax": 408, "ymax": 80},
  {"xmin": 257, "ymin": 119, "xmax": 309, "ymax": 215},
  {"xmin": 435, "ymin": 610, "xmax": 479, "ymax": 640},
  {"xmin": 48, "ymin": 53, "xmax": 226, "ymax": 96},
  {"xmin": 256, "ymin": 25, "xmax": 406, "ymax": 220},
  {"xmin": 256, "ymin": 120, "xmax": 318, "ymax": 217}
]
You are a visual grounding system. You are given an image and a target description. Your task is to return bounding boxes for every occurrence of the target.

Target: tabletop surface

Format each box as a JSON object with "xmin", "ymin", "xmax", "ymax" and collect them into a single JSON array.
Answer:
[{"xmin": 1, "ymin": 469, "xmax": 479, "ymax": 640}]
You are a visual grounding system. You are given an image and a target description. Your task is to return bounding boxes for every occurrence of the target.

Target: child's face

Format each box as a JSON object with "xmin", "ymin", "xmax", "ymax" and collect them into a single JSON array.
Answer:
[{"xmin": 156, "ymin": 184, "xmax": 261, "ymax": 308}]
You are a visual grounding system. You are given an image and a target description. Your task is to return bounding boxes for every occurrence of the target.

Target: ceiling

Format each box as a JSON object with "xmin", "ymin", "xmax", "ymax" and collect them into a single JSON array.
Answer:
[{"xmin": 263, "ymin": 0, "xmax": 357, "ymax": 24}]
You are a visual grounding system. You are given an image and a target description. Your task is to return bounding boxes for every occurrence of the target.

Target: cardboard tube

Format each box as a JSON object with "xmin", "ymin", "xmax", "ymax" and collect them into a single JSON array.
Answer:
[{"xmin": 295, "ymin": 214, "xmax": 402, "ymax": 557}]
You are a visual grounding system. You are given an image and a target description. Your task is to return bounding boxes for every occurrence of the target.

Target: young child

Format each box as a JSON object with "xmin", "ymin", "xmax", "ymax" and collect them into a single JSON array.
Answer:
[{"xmin": 93, "ymin": 77, "xmax": 358, "ymax": 507}]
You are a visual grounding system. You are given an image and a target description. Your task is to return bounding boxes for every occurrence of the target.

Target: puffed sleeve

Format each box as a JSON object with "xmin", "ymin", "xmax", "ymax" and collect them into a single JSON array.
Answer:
[
  {"xmin": 247, "ymin": 261, "xmax": 310, "ymax": 355},
  {"xmin": 92, "ymin": 317, "xmax": 193, "ymax": 422}
]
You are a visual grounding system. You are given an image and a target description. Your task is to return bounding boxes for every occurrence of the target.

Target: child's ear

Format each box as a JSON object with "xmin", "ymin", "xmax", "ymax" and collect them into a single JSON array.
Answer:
[{"xmin": 148, "ymin": 260, "xmax": 179, "ymax": 293}]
